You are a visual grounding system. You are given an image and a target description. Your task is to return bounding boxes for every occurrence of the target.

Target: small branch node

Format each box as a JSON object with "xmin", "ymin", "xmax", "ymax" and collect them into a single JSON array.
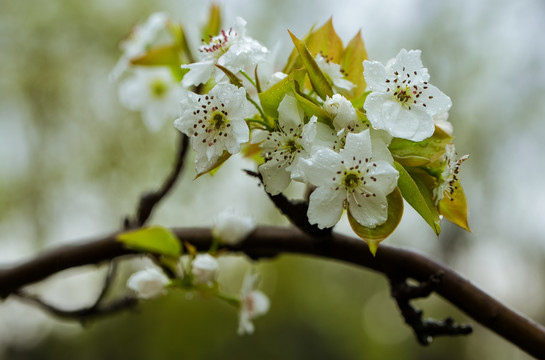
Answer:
[{"xmin": 388, "ymin": 272, "xmax": 472, "ymax": 346}]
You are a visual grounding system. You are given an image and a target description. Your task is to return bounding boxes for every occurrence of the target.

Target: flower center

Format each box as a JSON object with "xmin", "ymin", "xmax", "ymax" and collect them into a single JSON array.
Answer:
[
  {"xmin": 285, "ymin": 139, "xmax": 299, "ymax": 153},
  {"xmin": 395, "ymin": 86, "xmax": 412, "ymax": 103},
  {"xmin": 150, "ymin": 78, "xmax": 168, "ymax": 98},
  {"xmin": 211, "ymin": 112, "xmax": 226, "ymax": 130},
  {"xmin": 344, "ymin": 173, "xmax": 360, "ymax": 189}
]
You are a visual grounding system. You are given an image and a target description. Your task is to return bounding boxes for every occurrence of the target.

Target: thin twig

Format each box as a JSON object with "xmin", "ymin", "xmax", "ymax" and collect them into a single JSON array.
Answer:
[
  {"xmin": 243, "ymin": 169, "xmax": 331, "ymax": 238},
  {"xmin": 13, "ymin": 289, "xmax": 138, "ymax": 324},
  {"xmin": 388, "ymin": 273, "xmax": 472, "ymax": 345},
  {"xmin": 125, "ymin": 133, "xmax": 190, "ymax": 229}
]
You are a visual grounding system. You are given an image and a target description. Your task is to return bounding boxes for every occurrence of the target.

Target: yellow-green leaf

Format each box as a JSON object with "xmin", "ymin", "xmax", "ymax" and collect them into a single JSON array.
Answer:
[
  {"xmin": 201, "ymin": 4, "xmax": 221, "ymax": 41},
  {"xmin": 341, "ymin": 31, "xmax": 368, "ymax": 101},
  {"xmin": 389, "ymin": 126, "xmax": 453, "ymax": 167},
  {"xmin": 130, "ymin": 44, "xmax": 181, "ymax": 68},
  {"xmin": 439, "ymin": 180, "xmax": 471, "ymax": 231},
  {"xmin": 215, "ymin": 64, "xmax": 243, "ymax": 88},
  {"xmin": 304, "ymin": 18, "xmax": 343, "ymax": 63},
  {"xmin": 395, "ymin": 163, "xmax": 441, "ymax": 235},
  {"xmin": 290, "ymin": 80, "xmax": 333, "ymax": 127},
  {"xmin": 282, "ymin": 26, "xmax": 314, "ymax": 74},
  {"xmin": 288, "ymin": 31, "xmax": 333, "ymax": 100},
  {"xmin": 258, "ymin": 69, "xmax": 305, "ymax": 118},
  {"xmin": 117, "ymin": 226, "xmax": 181, "ymax": 257},
  {"xmin": 348, "ymin": 188, "xmax": 404, "ymax": 256}
]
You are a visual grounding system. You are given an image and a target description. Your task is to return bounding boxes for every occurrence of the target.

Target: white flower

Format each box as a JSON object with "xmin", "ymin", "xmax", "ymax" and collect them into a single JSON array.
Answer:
[
  {"xmin": 111, "ymin": 12, "xmax": 171, "ymax": 80},
  {"xmin": 192, "ymin": 254, "xmax": 219, "ymax": 285},
  {"xmin": 363, "ymin": 49, "xmax": 452, "ymax": 142},
  {"xmin": 119, "ymin": 67, "xmax": 185, "ymax": 131},
  {"xmin": 299, "ymin": 130, "xmax": 399, "ymax": 229},
  {"xmin": 238, "ymin": 272, "xmax": 270, "ymax": 335},
  {"xmin": 254, "ymin": 95, "xmax": 335, "ymax": 195},
  {"xmin": 181, "ymin": 17, "xmax": 269, "ymax": 87},
  {"xmin": 433, "ymin": 144, "xmax": 469, "ymax": 204},
  {"xmin": 434, "ymin": 112, "xmax": 453, "ymax": 136},
  {"xmin": 174, "ymin": 83, "xmax": 253, "ymax": 173},
  {"xmin": 212, "ymin": 209, "xmax": 256, "ymax": 245},
  {"xmin": 127, "ymin": 268, "xmax": 169, "ymax": 299},
  {"xmin": 315, "ymin": 54, "xmax": 355, "ymax": 95}
]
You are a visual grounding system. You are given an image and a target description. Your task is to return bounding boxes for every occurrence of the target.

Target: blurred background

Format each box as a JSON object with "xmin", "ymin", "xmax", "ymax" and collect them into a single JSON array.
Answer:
[{"xmin": 1, "ymin": 0, "xmax": 544, "ymax": 359}]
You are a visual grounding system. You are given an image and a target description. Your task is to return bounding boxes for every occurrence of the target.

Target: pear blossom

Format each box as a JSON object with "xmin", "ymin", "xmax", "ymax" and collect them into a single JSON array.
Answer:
[
  {"xmin": 254, "ymin": 95, "xmax": 335, "ymax": 195},
  {"xmin": 299, "ymin": 130, "xmax": 399, "ymax": 229},
  {"xmin": 238, "ymin": 272, "xmax": 270, "ymax": 335},
  {"xmin": 111, "ymin": 12, "xmax": 172, "ymax": 80},
  {"xmin": 119, "ymin": 67, "xmax": 185, "ymax": 131},
  {"xmin": 192, "ymin": 254, "xmax": 219, "ymax": 285},
  {"xmin": 127, "ymin": 268, "xmax": 169, "ymax": 299},
  {"xmin": 174, "ymin": 83, "xmax": 253, "ymax": 173},
  {"xmin": 434, "ymin": 112, "xmax": 453, "ymax": 136},
  {"xmin": 315, "ymin": 54, "xmax": 355, "ymax": 95},
  {"xmin": 212, "ymin": 208, "xmax": 256, "ymax": 245},
  {"xmin": 434, "ymin": 144, "xmax": 469, "ymax": 204},
  {"xmin": 181, "ymin": 17, "xmax": 268, "ymax": 87},
  {"xmin": 363, "ymin": 49, "xmax": 452, "ymax": 142}
]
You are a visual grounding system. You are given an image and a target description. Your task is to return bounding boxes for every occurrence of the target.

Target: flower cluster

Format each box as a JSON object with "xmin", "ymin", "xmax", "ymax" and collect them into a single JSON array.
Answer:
[
  {"xmin": 124, "ymin": 210, "xmax": 266, "ymax": 334},
  {"xmin": 113, "ymin": 8, "xmax": 469, "ymax": 257},
  {"xmin": 114, "ymin": 6, "xmax": 470, "ymax": 338}
]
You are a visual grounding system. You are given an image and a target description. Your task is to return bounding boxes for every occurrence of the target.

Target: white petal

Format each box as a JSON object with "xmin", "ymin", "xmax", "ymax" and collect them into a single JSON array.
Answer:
[
  {"xmin": 259, "ymin": 160, "xmax": 291, "ymax": 195},
  {"xmin": 307, "ymin": 186, "xmax": 345, "ymax": 229},
  {"xmin": 421, "ymin": 84, "xmax": 452, "ymax": 115},
  {"xmin": 226, "ymin": 119, "xmax": 249, "ymax": 154},
  {"xmin": 389, "ymin": 49, "xmax": 424, "ymax": 76},
  {"xmin": 212, "ymin": 209, "xmax": 256, "ymax": 245},
  {"xmin": 342, "ymin": 131, "xmax": 373, "ymax": 164},
  {"xmin": 277, "ymin": 95, "xmax": 303, "ymax": 131},
  {"xmin": 363, "ymin": 60, "xmax": 388, "ymax": 92},
  {"xmin": 365, "ymin": 161, "xmax": 399, "ymax": 196},
  {"xmin": 181, "ymin": 60, "xmax": 215, "ymax": 87},
  {"xmin": 298, "ymin": 148, "xmax": 341, "ymax": 187},
  {"xmin": 127, "ymin": 268, "xmax": 169, "ymax": 299},
  {"xmin": 348, "ymin": 191, "xmax": 389, "ymax": 228},
  {"xmin": 248, "ymin": 290, "xmax": 270, "ymax": 316},
  {"xmin": 192, "ymin": 254, "xmax": 219, "ymax": 284},
  {"xmin": 369, "ymin": 130, "xmax": 394, "ymax": 164}
]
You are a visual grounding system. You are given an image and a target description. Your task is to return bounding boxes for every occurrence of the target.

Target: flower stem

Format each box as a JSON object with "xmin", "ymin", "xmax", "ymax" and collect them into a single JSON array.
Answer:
[{"xmin": 240, "ymin": 70, "xmax": 257, "ymax": 87}]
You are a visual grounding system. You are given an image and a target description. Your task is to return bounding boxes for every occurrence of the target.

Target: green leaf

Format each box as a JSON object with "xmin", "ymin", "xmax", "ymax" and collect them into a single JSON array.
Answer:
[
  {"xmin": 201, "ymin": 4, "xmax": 222, "ymax": 41},
  {"xmin": 389, "ymin": 126, "xmax": 453, "ymax": 167},
  {"xmin": 289, "ymin": 79, "xmax": 333, "ymax": 127},
  {"xmin": 282, "ymin": 26, "xmax": 314, "ymax": 74},
  {"xmin": 439, "ymin": 180, "xmax": 471, "ymax": 231},
  {"xmin": 258, "ymin": 69, "xmax": 305, "ymax": 118},
  {"xmin": 288, "ymin": 31, "xmax": 333, "ymax": 100},
  {"xmin": 341, "ymin": 31, "xmax": 368, "ymax": 101},
  {"xmin": 395, "ymin": 162, "xmax": 441, "ymax": 235},
  {"xmin": 348, "ymin": 187, "xmax": 404, "ymax": 256},
  {"xmin": 117, "ymin": 226, "xmax": 181, "ymax": 257},
  {"xmin": 130, "ymin": 44, "xmax": 181, "ymax": 68},
  {"xmin": 304, "ymin": 18, "xmax": 344, "ymax": 63}
]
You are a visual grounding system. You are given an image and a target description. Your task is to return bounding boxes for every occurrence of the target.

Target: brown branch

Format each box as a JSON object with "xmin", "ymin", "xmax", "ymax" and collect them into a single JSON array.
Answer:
[
  {"xmin": 125, "ymin": 133, "xmax": 190, "ymax": 229},
  {"xmin": 388, "ymin": 272, "xmax": 472, "ymax": 344},
  {"xmin": 0, "ymin": 226, "xmax": 544, "ymax": 358},
  {"xmin": 12, "ymin": 290, "xmax": 138, "ymax": 323}
]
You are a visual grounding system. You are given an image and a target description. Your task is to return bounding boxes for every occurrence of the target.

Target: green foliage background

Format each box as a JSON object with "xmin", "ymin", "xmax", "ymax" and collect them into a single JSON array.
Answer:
[{"xmin": 0, "ymin": 0, "xmax": 544, "ymax": 359}]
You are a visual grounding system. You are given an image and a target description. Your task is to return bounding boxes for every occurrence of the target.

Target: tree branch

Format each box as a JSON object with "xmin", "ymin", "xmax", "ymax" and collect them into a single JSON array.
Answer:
[
  {"xmin": 125, "ymin": 133, "xmax": 190, "ymax": 229},
  {"xmin": 0, "ymin": 226, "xmax": 544, "ymax": 358},
  {"xmin": 388, "ymin": 273, "xmax": 472, "ymax": 345}
]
